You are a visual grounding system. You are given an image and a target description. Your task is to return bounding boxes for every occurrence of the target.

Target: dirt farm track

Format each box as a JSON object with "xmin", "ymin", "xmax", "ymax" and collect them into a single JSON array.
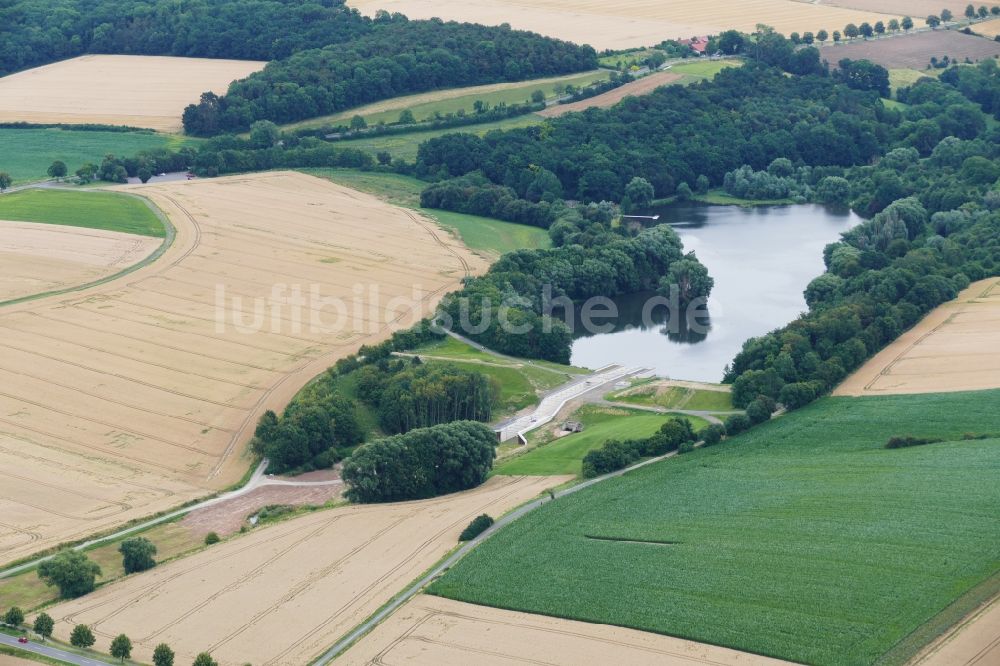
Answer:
[
  {"xmin": 46, "ymin": 476, "xmax": 569, "ymax": 666},
  {"xmin": 0, "ymin": 172, "xmax": 485, "ymax": 567}
]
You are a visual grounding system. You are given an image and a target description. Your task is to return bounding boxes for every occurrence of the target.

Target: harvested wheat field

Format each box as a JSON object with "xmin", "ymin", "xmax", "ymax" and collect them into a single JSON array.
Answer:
[
  {"xmin": 0, "ymin": 655, "xmax": 38, "ymax": 666},
  {"xmin": 976, "ymin": 19, "xmax": 1000, "ymax": 38},
  {"xmin": 341, "ymin": 594, "xmax": 794, "ymax": 665},
  {"xmin": 819, "ymin": 31, "xmax": 1000, "ymax": 69},
  {"xmin": 914, "ymin": 593, "xmax": 1000, "ymax": 666},
  {"xmin": 538, "ymin": 71, "xmax": 682, "ymax": 117},
  {"xmin": 836, "ymin": 277, "xmax": 1000, "ymax": 396},
  {"xmin": 819, "ymin": 0, "xmax": 973, "ymax": 16},
  {"xmin": 0, "ymin": 55, "xmax": 264, "ymax": 131},
  {"xmin": 0, "ymin": 171, "xmax": 484, "ymax": 566},
  {"xmin": 0, "ymin": 221, "xmax": 161, "ymax": 303},
  {"xmin": 47, "ymin": 475, "xmax": 569, "ymax": 666},
  {"xmin": 348, "ymin": 0, "xmax": 899, "ymax": 50}
]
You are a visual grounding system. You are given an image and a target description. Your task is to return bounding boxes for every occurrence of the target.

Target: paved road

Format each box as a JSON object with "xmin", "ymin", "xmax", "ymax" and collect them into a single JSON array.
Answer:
[
  {"xmin": 314, "ymin": 443, "xmax": 686, "ymax": 664},
  {"xmin": 0, "ymin": 460, "xmax": 341, "ymax": 580},
  {"xmin": 0, "ymin": 634, "xmax": 113, "ymax": 666},
  {"xmin": 494, "ymin": 365, "xmax": 645, "ymax": 442}
]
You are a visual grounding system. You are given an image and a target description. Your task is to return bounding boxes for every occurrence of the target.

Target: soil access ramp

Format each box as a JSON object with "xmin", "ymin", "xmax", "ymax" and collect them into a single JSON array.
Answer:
[{"xmin": 494, "ymin": 365, "xmax": 647, "ymax": 443}]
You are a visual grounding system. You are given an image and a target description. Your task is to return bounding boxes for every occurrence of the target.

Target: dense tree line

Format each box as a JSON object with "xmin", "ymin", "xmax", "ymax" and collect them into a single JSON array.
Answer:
[
  {"xmin": 439, "ymin": 220, "xmax": 704, "ymax": 362},
  {"xmin": 354, "ymin": 358, "xmax": 498, "ymax": 434},
  {"xmin": 414, "ymin": 56, "xmax": 888, "ymax": 202},
  {"xmin": 342, "ymin": 421, "xmax": 496, "ymax": 502},
  {"xmin": 726, "ymin": 126, "xmax": 1000, "ymax": 410},
  {"xmin": 183, "ymin": 20, "xmax": 597, "ymax": 134},
  {"xmin": 581, "ymin": 418, "xmax": 698, "ymax": 478},
  {"xmin": 420, "ymin": 172, "xmax": 561, "ymax": 228},
  {"xmin": 0, "ymin": 0, "xmax": 375, "ymax": 76}
]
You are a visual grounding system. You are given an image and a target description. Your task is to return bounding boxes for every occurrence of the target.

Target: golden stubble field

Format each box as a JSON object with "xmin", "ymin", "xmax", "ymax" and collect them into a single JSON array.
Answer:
[
  {"xmin": 46, "ymin": 475, "xmax": 570, "ymax": 666},
  {"xmin": 0, "ymin": 171, "xmax": 486, "ymax": 566},
  {"xmin": 0, "ymin": 221, "xmax": 160, "ymax": 303},
  {"xmin": 0, "ymin": 55, "xmax": 264, "ymax": 131},
  {"xmin": 835, "ymin": 277, "xmax": 1000, "ymax": 396},
  {"xmin": 348, "ymin": 0, "xmax": 901, "ymax": 49},
  {"xmin": 341, "ymin": 594, "xmax": 795, "ymax": 666}
]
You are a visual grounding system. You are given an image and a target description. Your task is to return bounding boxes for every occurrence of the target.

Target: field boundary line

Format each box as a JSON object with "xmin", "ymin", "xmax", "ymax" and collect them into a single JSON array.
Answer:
[{"xmin": 0, "ymin": 188, "xmax": 175, "ymax": 308}]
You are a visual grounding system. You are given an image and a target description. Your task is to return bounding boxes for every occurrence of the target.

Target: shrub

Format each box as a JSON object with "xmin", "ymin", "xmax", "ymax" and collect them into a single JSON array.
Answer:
[
  {"xmin": 678, "ymin": 440, "xmax": 696, "ymax": 454},
  {"xmin": 885, "ymin": 435, "xmax": 943, "ymax": 449},
  {"xmin": 779, "ymin": 382, "xmax": 819, "ymax": 410},
  {"xmin": 459, "ymin": 514, "xmax": 495, "ymax": 541},
  {"xmin": 119, "ymin": 537, "xmax": 157, "ymax": 574},
  {"xmin": 699, "ymin": 423, "xmax": 726, "ymax": 446},
  {"xmin": 204, "ymin": 532, "xmax": 220, "ymax": 545},
  {"xmin": 37, "ymin": 551, "xmax": 101, "ymax": 599},
  {"xmin": 724, "ymin": 414, "xmax": 752, "ymax": 436},
  {"xmin": 70, "ymin": 624, "xmax": 95, "ymax": 648},
  {"xmin": 582, "ymin": 438, "xmax": 642, "ymax": 478},
  {"xmin": 746, "ymin": 396, "xmax": 777, "ymax": 425},
  {"xmin": 3, "ymin": 607, "xmax": 24, "ymax": 627},
  {"xmin": 33, "ymin": 613, "xmax": 54, "ymax": 639},
  {"xmin": 343, "ymin": 421, "xmax": 496, "ymax": 502}
]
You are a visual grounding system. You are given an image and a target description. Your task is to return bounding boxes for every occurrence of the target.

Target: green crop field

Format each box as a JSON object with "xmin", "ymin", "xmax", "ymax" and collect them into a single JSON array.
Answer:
[
  {"xmin": 433, "ymin": 390, "xmax": 1000, "ymax": 666},
  {"xmin": 0, "ymin": 189, "xmax": 165, "ymax": 237},
  {"xmin": 284, "ymin": 69, "xmax": 611, "ymax": 129},
  {"xmin": 283, "ymin": 70, "xmax": 610, "ymax": 130},
  {"xmin": 327, "ymin": 114, "xmax": 542, "ymax": 163},
  {"xmin": 670, "ymin": 59, "xmax": 742, "ymax": 83},
  {"xmin": 0, "ymin": 128, "xmax": 186, "ymax": 184},
  {"xmin": 495, "ymin": 405, "xmax": 709, "ymax": 476},
  {"xmin": 306, "ymin": 168, "xmax": 551, "ymax": 256}
]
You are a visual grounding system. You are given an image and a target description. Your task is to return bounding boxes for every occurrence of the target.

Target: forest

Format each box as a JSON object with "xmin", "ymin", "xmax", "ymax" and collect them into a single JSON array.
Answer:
[
  {"xmin": 183, "ymin": 21, "xmax": 597, "ymax": 133},
  {"xmin": 0, "ymin": 0, "xmax": 373, "ymax": 76}
]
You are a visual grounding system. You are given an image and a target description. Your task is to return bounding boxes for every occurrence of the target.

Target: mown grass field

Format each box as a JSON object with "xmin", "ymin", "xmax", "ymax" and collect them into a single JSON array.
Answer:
[
  {"xmin": 609, "ymin": 383, "xmax": 734, "ymax": 412},
  {"xmin": 286, "ymin": 70, "xmax": 610, "ymax": 130},
  {"xmin": 327, "ymin": 114, "xmax": 541, "ymax": 163},
  {"xmin": 433, "ymin": 390, "xmax": 1000, "ymax": 666},
  {"xmin": 306, "ymin": 168, "xmax": 551, "ymax": 256},
  {"xmin": 496, "ymin": 405, "xmax": 709, "ymax": 476},
  {"xmin": 0, "ymin": 128, "xmax": 186, "ymax": 184},
  {"xmin": 669, "ymin": 59, "xmax": 742, "ymax": 83},
  {"xmin": 0, "ymin": 189, "xmax": 165, "ymax": 236},
  {"xmin": 0, "ymin": 522, "xmax": 199, "ymax": 611}
]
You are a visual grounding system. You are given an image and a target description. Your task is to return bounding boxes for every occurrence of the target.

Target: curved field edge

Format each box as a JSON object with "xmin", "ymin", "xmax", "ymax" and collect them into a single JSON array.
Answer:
[
  {"xmin": 428, "ymin": 390, "xmax": 1000, "ymax": 666},
  {"xmin": 0, "ymin": 189, "xmax": 174, "ymax": 307}
]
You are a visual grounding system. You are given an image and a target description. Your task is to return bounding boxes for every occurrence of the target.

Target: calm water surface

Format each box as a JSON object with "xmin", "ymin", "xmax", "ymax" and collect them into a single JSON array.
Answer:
[{"xmin": 568, "ymin": 203, "xmax": 860, "ymax": 382}]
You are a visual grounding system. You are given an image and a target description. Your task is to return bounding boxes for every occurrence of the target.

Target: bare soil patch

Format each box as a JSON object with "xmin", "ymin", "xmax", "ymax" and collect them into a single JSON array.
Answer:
[
  {"xmin": 181, "ymin": 483, "xmax": 343, "ymax": 538},
  {"xmin": 0, "ymin": 171, "xmax": 485, "ymax": 567},
  {"xmin": 46, "ymin": 476, "xmax": 569, "ymax": 666},
  {"xmin": 817, "ymin": 31, "xmax": 1000, "ymax": 69},
  {"xmin": 0, "ymin": 55, "xmax": 264, "ymax": 132},
  {"xmin": 0, "ymin": 220, "xmax": 160, "ymax": 302},
  {"xmin": 348, "ymin": 0, "xmax": 901, "ymax": 50},
  {"xmin": 341, "ymin": 594, "xmax": 795, "ymax": 665},
  {"xmin": 538, "ymin": 71, "xmax": 683, "ymax": 117},
  {"xmin": 835, "ymin": 277, "xmax": 1000, "ymax": 396}
]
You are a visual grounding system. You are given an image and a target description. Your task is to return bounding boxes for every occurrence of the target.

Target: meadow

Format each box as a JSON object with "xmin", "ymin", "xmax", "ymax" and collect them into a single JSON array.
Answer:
[
  {"xmin": 306, "ymin": 168, "xmax": 551, "ymax": 256},
  {"xmin": 0, "ymin": 128, "xmax": 182, "ymax": 184},
  {"xmin": 495, "ymin": 405, "xmax": 709, "ymax": 476},
  {"xmin": 324, "ymin": 114, "xmax": 541, "ymax": 163},
  {"xmin": 0, "ymin": 189, "xmax": 164, "ymax": 236},
  {"xmin": 432, "ymin": 390, "xmax": 1000, "ymax": 666},
  {"xmin": 284, "ymin": 70, "xmax": 610, "ymax": 130},
  {"xmin": 608, "ymin": 381, "xmax": 734, "ymax": 412}
]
